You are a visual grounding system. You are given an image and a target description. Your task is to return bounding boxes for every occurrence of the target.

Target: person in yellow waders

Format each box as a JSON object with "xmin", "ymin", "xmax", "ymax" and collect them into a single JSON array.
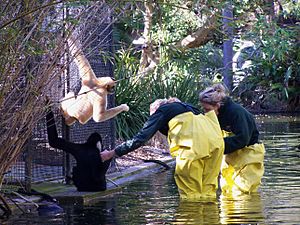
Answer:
[
  {"xmin": 101, "ymin": 97, "xmax": 224, "ymax": 201},
  {"xmin": 199, "ymin": 83, "xmax": 265, "ymax": 194}
]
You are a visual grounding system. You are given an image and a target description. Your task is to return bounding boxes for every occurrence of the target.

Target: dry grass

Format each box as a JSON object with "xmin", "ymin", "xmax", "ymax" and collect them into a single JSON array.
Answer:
[{"xmin": 0, "ymin": 1, "xmax": 131, "ymax": 215}]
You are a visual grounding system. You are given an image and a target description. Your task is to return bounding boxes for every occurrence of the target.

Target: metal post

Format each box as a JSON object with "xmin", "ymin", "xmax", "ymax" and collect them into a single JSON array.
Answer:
[
  {"xmin": 24, "ymin": 139, "xmax": 32, "ymax": 192},
  {"xmin": 62, "ymin": 3, "xmax": 72, "ymax": 185}
]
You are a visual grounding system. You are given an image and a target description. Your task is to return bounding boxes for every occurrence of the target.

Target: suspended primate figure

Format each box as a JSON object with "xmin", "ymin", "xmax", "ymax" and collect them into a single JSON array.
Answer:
[{"xmin": 60, "ymin": 37, "xmax": 129, "ymax": 126}]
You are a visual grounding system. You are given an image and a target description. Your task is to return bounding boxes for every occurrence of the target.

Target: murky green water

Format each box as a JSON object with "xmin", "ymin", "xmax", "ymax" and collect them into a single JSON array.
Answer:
[{"xmin": 3, "ymin": 115, "xmax": 300, "ymax": 224}]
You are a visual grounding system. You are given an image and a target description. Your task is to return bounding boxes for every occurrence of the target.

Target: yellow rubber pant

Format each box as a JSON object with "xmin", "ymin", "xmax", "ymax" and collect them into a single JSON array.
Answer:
[
  {"xmin": 168, "ymin": 111, "xmax": 224, "ymax": 201},
  {"xmin": 175, "ymin": 146, "xmax": 224, "ymax": 200},
  {"xmin": 220, "ymin": 142, "xmax": 265, "ymax": 194}
]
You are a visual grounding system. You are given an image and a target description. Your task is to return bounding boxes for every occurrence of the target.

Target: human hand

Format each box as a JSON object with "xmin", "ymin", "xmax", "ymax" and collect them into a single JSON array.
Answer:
[{"xmin": 101, "ymin": 150, "xmax": 116, "ymax": 162}]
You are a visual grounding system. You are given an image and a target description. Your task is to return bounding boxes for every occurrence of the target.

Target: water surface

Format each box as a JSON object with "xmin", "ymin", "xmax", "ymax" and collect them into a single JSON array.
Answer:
[{"xmin": 3, "ymin": 114, "xmax": 300, "ymax": 224}]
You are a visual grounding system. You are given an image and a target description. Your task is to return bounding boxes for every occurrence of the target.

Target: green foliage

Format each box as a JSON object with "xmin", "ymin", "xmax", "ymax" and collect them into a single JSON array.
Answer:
[
  {"xmin": 113, "ymin": 48, "xmax": 205, "ymax": 139},
  {"xmin": 152, "ymin": 0, "xmax": 201, "ymax": 44},
  {"xmin": 228, "ymin": 0, "xmax": 300, "ymax": 109},
  {"xmin": 115, "ymin": 71, "xmax": 204, "ymax": 139},
  {"xmin": 240, "ymin": 20, "xmax": 299, "ymax": 103},
  {"xmin": 113, "ymin": 0, "xmax": 300, "ymax": 139},
  {"xmin": 113, "ymin": 0, "xmax": 223, "ymax": 139}
]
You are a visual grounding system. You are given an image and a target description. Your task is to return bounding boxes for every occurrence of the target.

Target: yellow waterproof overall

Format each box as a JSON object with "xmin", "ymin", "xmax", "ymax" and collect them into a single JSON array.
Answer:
[
  {"xmin": 168, "ymin": 111, "xmax": 224, "ymax": 201},
  {"xmin": 220, "ymin": 132, "xmax": 265, "ymax": 194}
]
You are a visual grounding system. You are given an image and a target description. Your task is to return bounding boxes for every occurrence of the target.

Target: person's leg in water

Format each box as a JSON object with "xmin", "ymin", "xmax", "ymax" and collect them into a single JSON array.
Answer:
[{"xmin": 220, "ymin": 143, "xmax": 265, "ymax": 194}]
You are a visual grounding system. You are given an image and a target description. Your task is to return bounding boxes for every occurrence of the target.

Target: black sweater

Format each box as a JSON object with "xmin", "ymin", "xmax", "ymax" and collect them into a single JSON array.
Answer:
[
  {"xmin": 115, "ymin": 102, "xmax": 200, "ymax": 157},
  {"xmin": 46, "ymin": 110, "xmax": 110, "ymax": 191},
  {"xmin": 218, "ymin": 97, "xmax": 260, "ymax": 154}
]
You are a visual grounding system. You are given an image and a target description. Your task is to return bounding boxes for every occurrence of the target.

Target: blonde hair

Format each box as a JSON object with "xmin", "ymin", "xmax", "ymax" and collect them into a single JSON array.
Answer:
[
  {"xmin": 199, "ymin": 83, "xmax": 228, "ymax": 105},
  {"xmin": 150, "ymin": 97, "xmax": 181, "ymax": 115}
]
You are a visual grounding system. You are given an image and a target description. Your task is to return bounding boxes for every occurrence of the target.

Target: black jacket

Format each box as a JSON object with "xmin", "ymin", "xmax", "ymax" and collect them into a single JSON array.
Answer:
[
  {"xmin": 46, "ymin": 110, "xmax": 111, "ymax": 192},
  {"xmin": 218, "ymin": 97, "xmax": 260, "ymax": 154},
  {"xmin": 115, "ymin": 102, "xmax": 200, "ymax": 157}
]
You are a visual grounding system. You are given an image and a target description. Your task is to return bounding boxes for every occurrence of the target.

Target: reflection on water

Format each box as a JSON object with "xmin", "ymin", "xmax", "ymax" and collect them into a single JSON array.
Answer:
[
  {"xmin": 219, "ymin": 192, "xmax": 264, "ymax": 224},
  {"xmin": 258, "ymin": 115, "xmax": 300, "ymax": 224},
  {"xmin": 3, "ymin": 115, "xmax": 300, "ymax": 224},
  {"xmin": 174, "ymin": 200, "xmax": 221, "ymax": 224}
]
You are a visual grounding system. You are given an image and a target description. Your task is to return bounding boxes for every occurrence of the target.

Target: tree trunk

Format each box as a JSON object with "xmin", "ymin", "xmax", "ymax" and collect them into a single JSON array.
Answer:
[
  {"xmin": 222, "ymin": 1, "xmax": 233, "ymax": 92},
  {"xmin": 137, "ymin": 0, "xmax": 159, "ymax": 76}
]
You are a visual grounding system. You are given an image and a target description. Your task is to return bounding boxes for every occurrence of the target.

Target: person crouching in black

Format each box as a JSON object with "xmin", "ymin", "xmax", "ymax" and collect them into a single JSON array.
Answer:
[{"xmin": 46, "ymin": 107, "xmax": 111, "ymax": 192}]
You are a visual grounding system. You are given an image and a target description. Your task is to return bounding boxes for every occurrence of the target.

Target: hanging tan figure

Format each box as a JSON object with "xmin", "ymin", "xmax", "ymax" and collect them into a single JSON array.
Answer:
[{"xmin": 60, "ymin": 38, "xmax": 129, "ymax": 126}]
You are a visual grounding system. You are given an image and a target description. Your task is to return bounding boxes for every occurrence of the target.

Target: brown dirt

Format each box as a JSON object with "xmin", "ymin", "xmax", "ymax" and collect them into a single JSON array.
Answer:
[{"xmin": 113, "ymin": 145, "xmax": 171, "ymax": 170}]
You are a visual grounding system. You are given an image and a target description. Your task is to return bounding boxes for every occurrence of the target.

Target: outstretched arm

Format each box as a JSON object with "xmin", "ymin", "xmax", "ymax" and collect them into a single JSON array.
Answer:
[
  {"xmin": 93, "ymin": 99, "xmax": 129, "ymax": 123},
  {"xmin": 46, "ymin": 109, "xmax": 78, "ymax": 153},
  {"xmin": 101, "ymin": 111, "xmax": 166, "ymax": 162},
  {"xmin": 67, "ymin": 37, "xmax": 97, "ymax": 85}
]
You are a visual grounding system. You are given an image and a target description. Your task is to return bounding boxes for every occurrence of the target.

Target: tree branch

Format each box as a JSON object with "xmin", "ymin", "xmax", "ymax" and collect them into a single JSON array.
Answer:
[{"xmin": 176, "ymin": 14, "xmax": 217, "ymax": 50}]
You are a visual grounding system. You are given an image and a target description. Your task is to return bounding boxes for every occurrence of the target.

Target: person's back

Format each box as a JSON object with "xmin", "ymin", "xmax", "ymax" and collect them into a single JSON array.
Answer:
[
  {"xmin": 113, "ymin": 100, "xmax": 200, "ymax": 157},
  {"xmin": 217, "ymin": 97, "xmax": 260, "ymax": 153}
]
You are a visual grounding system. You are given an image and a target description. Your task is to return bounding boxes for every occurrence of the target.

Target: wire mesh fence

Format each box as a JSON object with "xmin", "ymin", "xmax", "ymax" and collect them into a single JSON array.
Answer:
[
  {"xmin": 0, "ymin": 1, "xmax": 169, "ymax": 195},
  {"xmin": 3, "ymin": 5, "xmax": 117, "ymax": 190}
]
